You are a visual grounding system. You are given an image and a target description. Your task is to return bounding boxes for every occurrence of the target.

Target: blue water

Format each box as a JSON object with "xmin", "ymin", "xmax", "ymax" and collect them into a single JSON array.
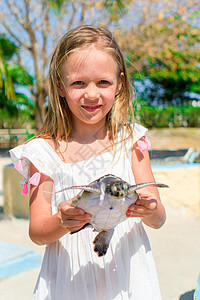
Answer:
[
  {"xmin": 0, "ymin": 241, "xmax": 42, "ymax": 279},
  {"xmin": 152, "ymin": 162, "xmax": 200, "ymax": 170}
]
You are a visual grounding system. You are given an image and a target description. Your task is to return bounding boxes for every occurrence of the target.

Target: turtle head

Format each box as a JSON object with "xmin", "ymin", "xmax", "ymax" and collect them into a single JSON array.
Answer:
[{"xmin": 105, "ymin": 180, "xmax": 129, "ymax": 198}]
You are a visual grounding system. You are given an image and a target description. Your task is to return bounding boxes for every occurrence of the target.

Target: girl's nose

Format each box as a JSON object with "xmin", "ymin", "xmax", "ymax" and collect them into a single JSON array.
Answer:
[{"xmin": 84, "ymin": 84, "xmax": 100, "ymax": 100}]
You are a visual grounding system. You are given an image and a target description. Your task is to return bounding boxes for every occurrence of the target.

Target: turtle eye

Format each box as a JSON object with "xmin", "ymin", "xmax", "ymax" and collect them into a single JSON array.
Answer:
[
  {"xmin": 122, "ymin": 183, "xmax": 128, "ymax": 190},
  {"xmin": 113, "ymin": 191, "xmax": 119, "ymax": 197}
]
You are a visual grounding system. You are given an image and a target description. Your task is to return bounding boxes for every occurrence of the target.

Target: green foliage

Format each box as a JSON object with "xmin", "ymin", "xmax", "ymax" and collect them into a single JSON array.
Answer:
[
  {"xmin": 0, "ymin": 35, "xmax": 17, "ymax": 100},
  {"xmin": 103, "ymin": 0, "xmax": 128, "ymax": 21},
  {"xmin": 0, "ymin": 34, "xmax": 18, "ymax": 60},
  {"xmin": 134, "ymin": 105, "xmax": 200, "ymax": 128},
  {"xmin": 120, "ymin": 15, "xmax": 200, "ymax": 105},
  {"xmin": 48, "ymin": 0, "xmax": 128, "ymax": 22},
  {"xmin": 0, "ymin": 108, "xmax": 35, "ymax": 129},
  {"xmin": 147, "ymin": 47, "xmax": 200, "ymax": 99},
  {"xmin": 48, "ymin": 0, "xmax": 69, "ymax": 15},
  {"xmin": 0, "ymin": 34, "xmax": 34, "ymax": 128},
  {"xmin": 7, "ymin": 64, "xmax": 33, "ymax": 86}
]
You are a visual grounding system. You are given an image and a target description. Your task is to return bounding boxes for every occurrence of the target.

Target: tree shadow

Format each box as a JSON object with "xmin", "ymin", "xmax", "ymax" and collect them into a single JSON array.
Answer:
[{"xmin": 179, "ymin": 290, "xmax": 195, "ymax": 300}]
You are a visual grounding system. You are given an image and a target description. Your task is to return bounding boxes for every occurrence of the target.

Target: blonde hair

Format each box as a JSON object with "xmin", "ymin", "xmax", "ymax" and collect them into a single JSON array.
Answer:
[{"xmin": 37, "ymin": 25, "xmax": 134, "ymax": 143}]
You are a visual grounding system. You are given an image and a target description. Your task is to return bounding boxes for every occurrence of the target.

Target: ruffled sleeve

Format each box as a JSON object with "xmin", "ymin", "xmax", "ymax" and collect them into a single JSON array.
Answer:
[
  {"xmin": 133, "ymin": 123, "xmax": 151, "ymax": 152},
  {"xmin": 9, "ymin": 139, "xmax": 56, "ymax": 195}
]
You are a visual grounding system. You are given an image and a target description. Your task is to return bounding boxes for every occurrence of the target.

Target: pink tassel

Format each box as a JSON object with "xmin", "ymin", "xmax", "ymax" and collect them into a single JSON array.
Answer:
[
  {"xmin": 21, "ymin": 182, "xmax": 28, "ymax": 195},
  {"xmin": 137, "ymin": 140, "xmax": 148, "ymax": 152},
  {"xmin": 137, "ymin": 136, "xmax": 151, "ymax": 152},
  {"xmin": 144, "ymin": 136, "xmax": 151, "ymax": 148},
  {"xmin": 15, "ymin": 159, "xmax": 23, "ymax": 172},
  {"xmin": 29, "ymin": 172, "xmax": 41, "ymax": 186}
]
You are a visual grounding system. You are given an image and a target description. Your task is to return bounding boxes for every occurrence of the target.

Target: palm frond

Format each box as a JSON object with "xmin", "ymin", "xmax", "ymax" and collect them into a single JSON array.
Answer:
[{"xmin": 7, "ymin": 64, "xmax": 33, "ymax": 86}]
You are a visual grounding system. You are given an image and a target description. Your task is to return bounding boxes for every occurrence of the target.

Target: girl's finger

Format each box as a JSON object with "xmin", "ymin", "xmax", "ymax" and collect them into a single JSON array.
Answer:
[
  {"xmin": 127, "ymin": 208, "xmax": 152, "ymax": 218},
  {"xmin": 62, "ymin": 207, "xmax": 86, "ymax": 215},
  {"xmin": 60, "ymin": 212, "xmax": 91, "ymax": 221},
  {"xmin": 136, "ymin": 199, "xmax": 157, "ymax": 210},
  {"xmin": 126, "ymin": 201, "xmax": 157, "ymax": 217},
  {"xmin": 60, "ymin": 219, "xmax": 88, "ymax": 230},
  {"xmin": 58, "ymin": 202, "xmax": 86, "ymax": 215},
  {"xmin": 127, "ymin": 206, "xmax": 146, "ymax": 217}
]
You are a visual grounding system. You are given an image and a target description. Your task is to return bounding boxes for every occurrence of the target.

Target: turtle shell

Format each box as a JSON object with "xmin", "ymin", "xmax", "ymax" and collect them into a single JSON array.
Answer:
[
  {"xmin": 71, "ymin": 174, "xmax": 138, "ymax": 232},
  {"xmin": 57, "ymin": 174, "xmax": 168, "ymax": 256}
]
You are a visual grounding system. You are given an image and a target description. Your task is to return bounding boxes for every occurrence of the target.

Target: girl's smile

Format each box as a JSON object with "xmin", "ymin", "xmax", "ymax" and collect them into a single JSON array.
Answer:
[
  {"xmin": 81, "ymin": 104, "xmax": 103, "ymax": 112},
  {"xmin": 58, "ymin": 46, "xmax": 122, "ymax": 133}
]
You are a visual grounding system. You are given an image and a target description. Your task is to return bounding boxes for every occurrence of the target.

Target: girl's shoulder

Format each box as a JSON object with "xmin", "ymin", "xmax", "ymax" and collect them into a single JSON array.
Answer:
[
  {"xmin": 132, "ymin": 123, "xmax": 148, "ymax": 142},
  {"xmin": 116, "ymin": 123, "xmax": 151, "ymax": 158},
  {"xmin": 9, "ymin": 138, "xmax": 60, "ymax": 183},
  {"xmin": 11, "ymin": 137, "xmax": 60, "ymax": 156},
  {"xmin": 10, "ymin": 138, "xmax": 54, "ymax": 161},
  {"xmin": 118, "ymin": 123, "xmax": 148, "ymax": 144}
]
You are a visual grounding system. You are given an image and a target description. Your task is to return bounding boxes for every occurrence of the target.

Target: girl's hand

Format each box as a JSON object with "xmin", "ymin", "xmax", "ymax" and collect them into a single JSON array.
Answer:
[
  {"xmin": 126, "ymin": 192, "xmax": 158, "ymax": 219},
  {"xmin": 57, "ymin": 201, "xmax": 92, "ymax": 233}
]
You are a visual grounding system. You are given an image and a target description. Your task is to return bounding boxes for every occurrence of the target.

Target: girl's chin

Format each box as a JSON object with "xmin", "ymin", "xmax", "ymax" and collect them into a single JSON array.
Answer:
[{"xmin": 73, "ymin": 115, "xmax": 107, "ymax": 127}]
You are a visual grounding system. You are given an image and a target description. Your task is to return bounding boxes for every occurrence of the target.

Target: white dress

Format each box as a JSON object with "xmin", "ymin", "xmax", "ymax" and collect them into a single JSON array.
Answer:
[{"xmin": 10, "ymin": 123, "xmax": 162, "ymax": 300}]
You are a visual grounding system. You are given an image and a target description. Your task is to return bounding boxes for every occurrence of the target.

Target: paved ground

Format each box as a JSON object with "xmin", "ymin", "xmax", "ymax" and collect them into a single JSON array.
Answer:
[{"xmin": 0, "ymin": 149, "xmax": 200, "ymax": 300}]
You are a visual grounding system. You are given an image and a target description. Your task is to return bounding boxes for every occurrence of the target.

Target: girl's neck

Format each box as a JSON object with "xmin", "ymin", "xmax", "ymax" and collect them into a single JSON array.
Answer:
[
  {"xmin": 45, "ymin": 122, "xmax": 113, "ymax": 164},
  {"xmin": 69, "ymin": 123, "xmax": 108, "ymax": 144}
]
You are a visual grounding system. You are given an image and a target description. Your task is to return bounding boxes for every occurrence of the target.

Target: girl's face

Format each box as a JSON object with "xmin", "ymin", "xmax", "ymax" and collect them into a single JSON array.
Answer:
[{"xmin": 58, "ymin": 46, "xmax": 122, "ymax": 132}]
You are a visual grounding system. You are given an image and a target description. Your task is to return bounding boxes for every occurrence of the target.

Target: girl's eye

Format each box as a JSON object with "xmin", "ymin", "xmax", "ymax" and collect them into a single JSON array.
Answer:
[
  {"xmin": 99, "ymin": 80, "xmax": 109, "ymax": 85},
  {"xmin": 72, "ymin": 81, "xmax": 84, "ymax": 86}
]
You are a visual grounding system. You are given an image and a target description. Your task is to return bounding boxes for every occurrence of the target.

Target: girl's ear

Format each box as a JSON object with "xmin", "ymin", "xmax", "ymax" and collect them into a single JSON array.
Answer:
[
  {"xmin": 57, "ymin": 80, "xmax": 65, "ymax": 97},
  {"xmin": 115, "ymin": 72, "xmax": 124, "ymax": 96}
]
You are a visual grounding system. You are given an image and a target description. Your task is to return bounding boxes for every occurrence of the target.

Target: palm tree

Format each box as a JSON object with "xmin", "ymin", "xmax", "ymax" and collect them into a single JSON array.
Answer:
[{"xmin": 0, "ymin": 34, "xmax": 34, "ymax": 128}]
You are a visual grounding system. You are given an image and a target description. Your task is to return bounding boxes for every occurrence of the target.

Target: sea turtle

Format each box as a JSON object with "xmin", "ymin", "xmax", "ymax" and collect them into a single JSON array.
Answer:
[{"xmin": 57, "ymin": 174, "xmax": 168, "ymax": 256}]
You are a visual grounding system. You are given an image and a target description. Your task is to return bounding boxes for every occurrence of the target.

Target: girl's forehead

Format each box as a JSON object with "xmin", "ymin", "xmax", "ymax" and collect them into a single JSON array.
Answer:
[
  {"xmin": 71, "ymin": 46, "xmax": 112, "ymax": 62},
  {"xmin": 60, "ymin": 46, "xmax": 119, "ymax": 76},
  {"xmin": 69, "ymin": 44, "xmax": 110, "ymax": 56}
]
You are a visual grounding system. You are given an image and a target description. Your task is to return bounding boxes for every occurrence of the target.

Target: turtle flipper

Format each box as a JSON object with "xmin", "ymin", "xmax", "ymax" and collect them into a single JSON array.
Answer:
[
  {"xmin": 93, "ymin": 229, "xmax": 114, "ymax": 257},
  {"xmin": 54, "ymin": 186, "xmax": 101, "ymax": 195},
  {"xmin": 129, "ymin": 182, "xmax": 169, "ymax": 193}
]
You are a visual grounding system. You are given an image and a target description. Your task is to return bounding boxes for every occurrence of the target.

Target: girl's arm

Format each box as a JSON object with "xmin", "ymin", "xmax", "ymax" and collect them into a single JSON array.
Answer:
[
  {"xmin": 29, "ymin": 163, "xmax": 91, "ymax": 245},
  {"xmin": 127, "ymin": 144, "xmax": 166, "ymax": 229}
]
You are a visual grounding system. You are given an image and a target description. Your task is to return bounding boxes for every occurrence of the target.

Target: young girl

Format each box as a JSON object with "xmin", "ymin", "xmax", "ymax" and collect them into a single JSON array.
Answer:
[{"xmin": 10, "ymin": 25, "xmax": 166, "ymax": 300}]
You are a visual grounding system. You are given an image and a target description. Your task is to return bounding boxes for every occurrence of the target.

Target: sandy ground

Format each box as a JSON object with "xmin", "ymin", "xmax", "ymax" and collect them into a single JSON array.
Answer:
[
  {"xmin": 0, "ymin": 135, "xmax": 200, "ymax": 300},
  {"xmin": 148, "ymin": 128, "xmax": 200, "ymax": 150}
]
